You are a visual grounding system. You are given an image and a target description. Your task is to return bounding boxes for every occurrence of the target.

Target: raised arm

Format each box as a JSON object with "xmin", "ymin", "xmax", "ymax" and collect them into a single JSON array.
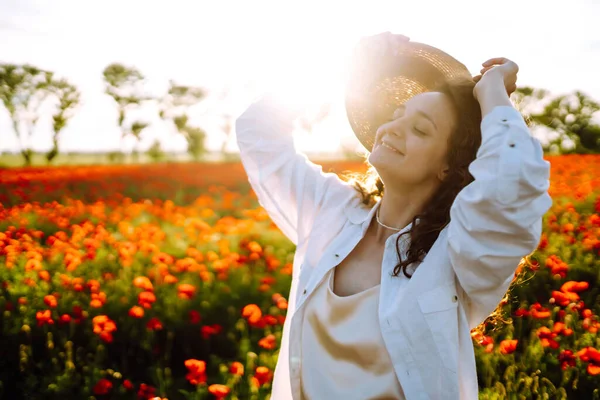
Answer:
[
  {"xmin": 448, "ymin": 59, "xmax": 553, "ymax": 329},
  {"xmin": 235, "ymin": 93, "xmax": 357, "ymax": 260}
]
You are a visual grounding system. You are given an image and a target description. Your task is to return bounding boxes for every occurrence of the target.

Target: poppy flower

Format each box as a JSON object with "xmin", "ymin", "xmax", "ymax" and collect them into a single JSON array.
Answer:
[
  {"xmin": 229, "ymin": 361, "xmax": 244, "ymax": 376},
  {"xmin": 129, "ymin": 306, "xmax": 144, "ymax": 318},
  {"xmin": 138, "ymin": 291, "xmax": 156, "ymax": 308},
  {"xmin": 208, "ymin": 384, "xmax": 230, "ymax": 399},
  {"xmin": 499, "ymin": 339, "xmax": 518, "ymax": 355},
  {"xmin": 184, "ymin": 359, "xmax": 207, "ymax": 385},
  {"xmin": 178, "ymin": 284, "xmax": 196, "ymax": 299},
  {"xmin": 93, "ymin": 378, "xmax": 112, "ymax": 395},
  {"xmin": 242, "ymin": 304, "xmax": 262, "ymax": 324},
  {"xmin": 558, "ymin": 350, "xmax": 576, "ymax": 370},
  {"xmin": 36, "ymin": 309, "xmax": 54, "ymax": 326},
  {"xmin": 146, "ymin": 317, "xmax": 163, "ymax": 331},
  {"xmin": 189, "ymin": 310, "xmax": 202, "ymax": 324},
  {"xmin": 133, "ymin": 276, "xmax": 154, "ymax": 292},
  {"xmin": 537, "ymin": 327, "xmax": 560, "ymax": 349},
  {"xmin": 43, "ymin": 295, "xmax": 57, "ymax": 308},
  {"xmin": 137, "ymin": 383, "xmax": 156, "ymax": 399},
  {"xmin": 258, "ymin": 334, "xmax": 277, "ymax": 350},
  {"xmin": 252, "ymin": 366, "xmax": 272, "ymax": 387},
  {"xmin": 575, "ymin": 347, "xmax": 600, "ymax": 376}
]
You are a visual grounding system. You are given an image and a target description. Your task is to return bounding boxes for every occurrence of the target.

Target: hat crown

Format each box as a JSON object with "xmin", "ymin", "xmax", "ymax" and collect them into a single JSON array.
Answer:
[{"xmin": 345, "ymin": 41, "xmax": 471, "ymax": 152}]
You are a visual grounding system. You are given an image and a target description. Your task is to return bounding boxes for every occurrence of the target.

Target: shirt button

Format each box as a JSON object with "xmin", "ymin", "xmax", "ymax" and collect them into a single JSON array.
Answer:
[
  {"xmin": 452, "ymin": 295, "xmax": 458, "ymax": 303},
  {"xmin": 335, "ymin": 254, "xmax": 339, "ymax": 257},
  {"xmin": 303, "ymin": 289, "xmax": 307, "ymax": 295}
]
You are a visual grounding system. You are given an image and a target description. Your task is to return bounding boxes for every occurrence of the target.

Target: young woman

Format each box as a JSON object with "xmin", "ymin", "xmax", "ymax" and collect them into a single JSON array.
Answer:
[{"xmin": 235, "ymin": 32, "xmax": 552, "ymax": 400}]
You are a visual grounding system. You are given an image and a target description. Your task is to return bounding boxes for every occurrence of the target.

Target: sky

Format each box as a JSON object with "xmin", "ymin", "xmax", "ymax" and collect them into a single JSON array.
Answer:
[{"xmin": 1, "ymin": 0, "xmax": 600, "ymax": 155}]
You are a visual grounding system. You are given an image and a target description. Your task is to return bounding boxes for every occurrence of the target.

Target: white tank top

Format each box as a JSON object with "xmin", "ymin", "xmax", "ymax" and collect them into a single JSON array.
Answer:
[{"xmin": 300, "ymin": 266, "xmax": 406, "ymax": 399}]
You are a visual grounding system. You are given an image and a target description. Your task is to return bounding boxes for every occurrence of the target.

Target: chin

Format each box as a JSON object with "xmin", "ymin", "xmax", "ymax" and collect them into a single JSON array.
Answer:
[{"xmin": 368, "ymin": 149, "xmax": 399, "ymax": 171}]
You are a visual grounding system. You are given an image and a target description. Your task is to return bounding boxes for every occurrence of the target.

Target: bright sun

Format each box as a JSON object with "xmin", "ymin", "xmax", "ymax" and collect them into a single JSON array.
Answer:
[{"xmin": 252, "ymin": 25, "xmax": 360, "ymax": 115}]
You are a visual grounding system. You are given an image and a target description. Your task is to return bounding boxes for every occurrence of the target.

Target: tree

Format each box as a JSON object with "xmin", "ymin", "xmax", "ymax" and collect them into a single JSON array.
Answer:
[
  {"xmin": 184, "ymin": 125, "xmax": 207, "ymax": 161},
  {"xmin": 0, "ymin": 63, "xmax": 54, "ymax": 166},
  {"xmin": 102, "ymin": 63, "xmax": 151, "ymax": 160},
  {"xmin": 514, "ymin": 87, "xmax": 600, "ymax": 154},
  {"xmin": 146, "ymin": 138, "xmax": 165, "ymax": 162},
  {"xmin": 158, "ymin": 80, "xmax": 207, "ymax": 161},
  {"xmin": 129, "ymin": 120, "xmax": 149, "ymax": 162},
  {"xmin": 46, "ymin": 78, "xmax": 80, "ymax": 164}
]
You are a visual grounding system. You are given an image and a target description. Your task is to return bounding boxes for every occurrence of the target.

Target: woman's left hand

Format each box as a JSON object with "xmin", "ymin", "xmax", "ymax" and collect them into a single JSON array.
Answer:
[{"xmin": 472, "ymin": 57, "xmax": 518, "ymax": 100}]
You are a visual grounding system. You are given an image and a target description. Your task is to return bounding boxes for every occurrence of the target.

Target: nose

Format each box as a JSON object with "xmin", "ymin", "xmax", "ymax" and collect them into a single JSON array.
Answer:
[{"xmin": 376, "ymin": 120, "xmax": 402, "ymax": 142}]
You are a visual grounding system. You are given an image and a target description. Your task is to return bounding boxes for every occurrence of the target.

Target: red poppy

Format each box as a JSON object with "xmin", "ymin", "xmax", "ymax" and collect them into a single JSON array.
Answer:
[
  {"xmin": 189, "ymin": 310, "xmax": 202, "ymax": 324},
  {"xmin": 242, "ymin": 304, "xmax": 262, "ymax": 324},
  {"xmin": 146, "ymin": 317, "xmax": 163, "ymax": 331},
  {"xmin": 537, "ymin": 327, "xmax": 560, "ymax": 349},
  {"xmin": 258, "ymin": 334, "xmax": 277, "ymax": 350},
  {"xmin": 129, "ymin": 306, "xmax": 145, "ymax": 318},
  {"xmin": 208, "ymin": 384, "xmax": 231, "ymax": 399},
  {"xmin": 36, "ymin": 310, "xmax": 54, "ymax": 326},
  {"xmin": 252, "ymin": 366, "xmax": 273, "ymax": 387},
  {"xmin": 184, "ymin": 359, "xmax": 207, "ymax": 385},
  {"xmin": 43, "ymin": 295, "xmax": 57, "ymax": 308},
  {"xmin": 178, "ymin": 283, "xmax": 196, "ymax": 300},
  {"xmin": 558, "ymin": 350, "xmax": 576, "ymax": 370},
  {"xmin": 229, "ymin": 361, "xmax": 244, "ymax": 376},
  {"xmin": 122, "ymin": 379, "xmax": 134, "ymax": 390},
  {"xmin": 93, "ymin": 378, "xmax": 113, "ymax": 395},
  {"xmin": 499, "ymin": 339, "xmax": 518, "ymax": 355}
]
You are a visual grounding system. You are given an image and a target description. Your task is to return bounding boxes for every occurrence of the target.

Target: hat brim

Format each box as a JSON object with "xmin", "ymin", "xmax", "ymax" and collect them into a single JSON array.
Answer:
[{"xmin": 345, "ymin": 41, "xmax": 472, "ymax": 153}]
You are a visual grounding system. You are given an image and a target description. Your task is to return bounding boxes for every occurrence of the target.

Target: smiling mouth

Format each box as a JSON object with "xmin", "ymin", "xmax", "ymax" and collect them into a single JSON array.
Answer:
[{"xmin": 381, "ymin": 142, "xmax": 402, "ymax": 154}]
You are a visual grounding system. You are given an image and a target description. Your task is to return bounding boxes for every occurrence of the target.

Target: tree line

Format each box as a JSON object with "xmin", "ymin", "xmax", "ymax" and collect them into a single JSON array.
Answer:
[
  {"xmin": 1, "ymin": 62, "xmax": 599, "ymax": 166},
  {"xmin": 0, "ymin": 62, "xmax": 215, "ymax": 166}
]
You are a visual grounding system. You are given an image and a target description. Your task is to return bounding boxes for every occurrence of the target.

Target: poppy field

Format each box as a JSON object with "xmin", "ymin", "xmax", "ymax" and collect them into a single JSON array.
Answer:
[{"xmin": 0, "ymin": 155, "xmax": 599, "ymax": 399}]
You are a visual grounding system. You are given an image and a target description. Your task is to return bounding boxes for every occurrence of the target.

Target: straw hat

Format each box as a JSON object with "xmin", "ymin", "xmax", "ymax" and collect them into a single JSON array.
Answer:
[{"xmin": 345, "ymin": 40, "xmax": 473, "ymax": 152}]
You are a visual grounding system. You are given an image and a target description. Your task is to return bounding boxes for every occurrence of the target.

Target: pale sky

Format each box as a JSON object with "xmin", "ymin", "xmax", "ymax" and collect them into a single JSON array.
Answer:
[{"xmin": 1, "ymin": 0, "xmax": 599, "ymax": 155}]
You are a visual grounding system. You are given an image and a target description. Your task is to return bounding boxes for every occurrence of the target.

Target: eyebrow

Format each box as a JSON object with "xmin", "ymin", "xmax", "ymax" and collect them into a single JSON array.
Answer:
[{"xmin": 396, "ymin": 105, "xmax": 438, "ymax": 131}]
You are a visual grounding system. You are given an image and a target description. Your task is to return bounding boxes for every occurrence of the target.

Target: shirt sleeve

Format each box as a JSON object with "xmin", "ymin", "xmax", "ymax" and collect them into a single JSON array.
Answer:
[
  {"xmin": 235, "ymin": 92, "xmax": 358, "ymax": 252},
  {"xmin": 446, "ymin": 105, "xmax": 553, "ymax": 330}
]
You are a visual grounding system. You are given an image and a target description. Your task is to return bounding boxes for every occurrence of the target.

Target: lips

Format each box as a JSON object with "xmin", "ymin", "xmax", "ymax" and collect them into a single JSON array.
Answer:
[{"xmin": 381, "ymin": 141, "xmax": 403, "ymax": 155}]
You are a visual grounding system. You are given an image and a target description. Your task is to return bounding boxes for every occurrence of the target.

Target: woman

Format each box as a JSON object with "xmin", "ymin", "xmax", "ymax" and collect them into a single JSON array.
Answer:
[{"xmin": 235, "ymin": 32, "xmax": 552, "ymax": 400}]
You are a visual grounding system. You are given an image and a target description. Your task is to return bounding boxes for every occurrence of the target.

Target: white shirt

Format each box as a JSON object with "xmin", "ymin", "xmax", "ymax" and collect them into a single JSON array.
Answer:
[{"xmin": 235, "ymin": 93, "xmax": 553, "ymax": 400}]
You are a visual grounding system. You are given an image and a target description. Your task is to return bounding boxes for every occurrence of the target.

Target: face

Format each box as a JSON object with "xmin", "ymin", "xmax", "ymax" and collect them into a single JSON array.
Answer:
[{"xmin": 368, "ymin": 91, "xmax": 457, "ymax": 190}]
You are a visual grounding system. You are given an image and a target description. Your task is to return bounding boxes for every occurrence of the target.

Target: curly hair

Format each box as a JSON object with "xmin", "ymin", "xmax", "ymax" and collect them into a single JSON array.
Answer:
[{"xmin": 339, "ymin": 76, "xmax": 533, "ymax": 336}]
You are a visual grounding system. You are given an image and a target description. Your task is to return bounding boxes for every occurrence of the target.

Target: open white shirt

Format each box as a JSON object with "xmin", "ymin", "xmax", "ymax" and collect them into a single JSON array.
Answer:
[{"xmin": 235, "ymin": 93, "xmax": 552, "ymax": 400}]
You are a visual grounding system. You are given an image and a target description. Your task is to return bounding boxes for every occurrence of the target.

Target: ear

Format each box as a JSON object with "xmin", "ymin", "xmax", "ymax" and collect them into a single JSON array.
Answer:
[{"xmin": 438, "ymin": 165, "xmax": 450, "ymax": 182}]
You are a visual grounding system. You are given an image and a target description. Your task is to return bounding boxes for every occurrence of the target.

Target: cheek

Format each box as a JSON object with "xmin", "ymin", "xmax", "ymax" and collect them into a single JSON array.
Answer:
[{"xmin": 407, "ymin": 141, "xmax": 444, "ymax": 170}]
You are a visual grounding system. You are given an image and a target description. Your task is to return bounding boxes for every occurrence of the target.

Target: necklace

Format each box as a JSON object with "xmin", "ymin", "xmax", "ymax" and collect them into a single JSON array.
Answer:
[{"xmin": 376, "ymin": 206, "xmax": 401, "ymax": 231}]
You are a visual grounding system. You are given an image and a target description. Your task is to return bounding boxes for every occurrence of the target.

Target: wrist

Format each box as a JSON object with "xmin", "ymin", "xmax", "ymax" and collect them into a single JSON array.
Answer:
[
  {"xmin": 474, "ymin": 76, "xmax": 512, "ymax": 118},
  {"xmin": 473, "ymin": 74, "xmax": 503, "ymax": 97}
]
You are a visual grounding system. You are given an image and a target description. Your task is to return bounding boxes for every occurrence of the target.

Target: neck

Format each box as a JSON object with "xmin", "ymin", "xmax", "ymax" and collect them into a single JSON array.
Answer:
[{"xmin": 371, "ymin": 191, "xmax": 425, "ymax": 246}]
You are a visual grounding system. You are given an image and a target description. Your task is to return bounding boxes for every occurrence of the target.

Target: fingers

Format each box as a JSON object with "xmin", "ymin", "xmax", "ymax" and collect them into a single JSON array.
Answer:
[
  {"xmin": 477, "ymin": 58, "xmax": 519, "ymax": 80},
  {"xmin": 480, "ymin": 65, "xmax": 495, "ymax": 74},
  {"xmin": 481, "ymin": 58, "xmax": 519, "ymax": 74},
  {"xmin": 482, "ymin": 57, "xmax": 509, "ymax": 67}
]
